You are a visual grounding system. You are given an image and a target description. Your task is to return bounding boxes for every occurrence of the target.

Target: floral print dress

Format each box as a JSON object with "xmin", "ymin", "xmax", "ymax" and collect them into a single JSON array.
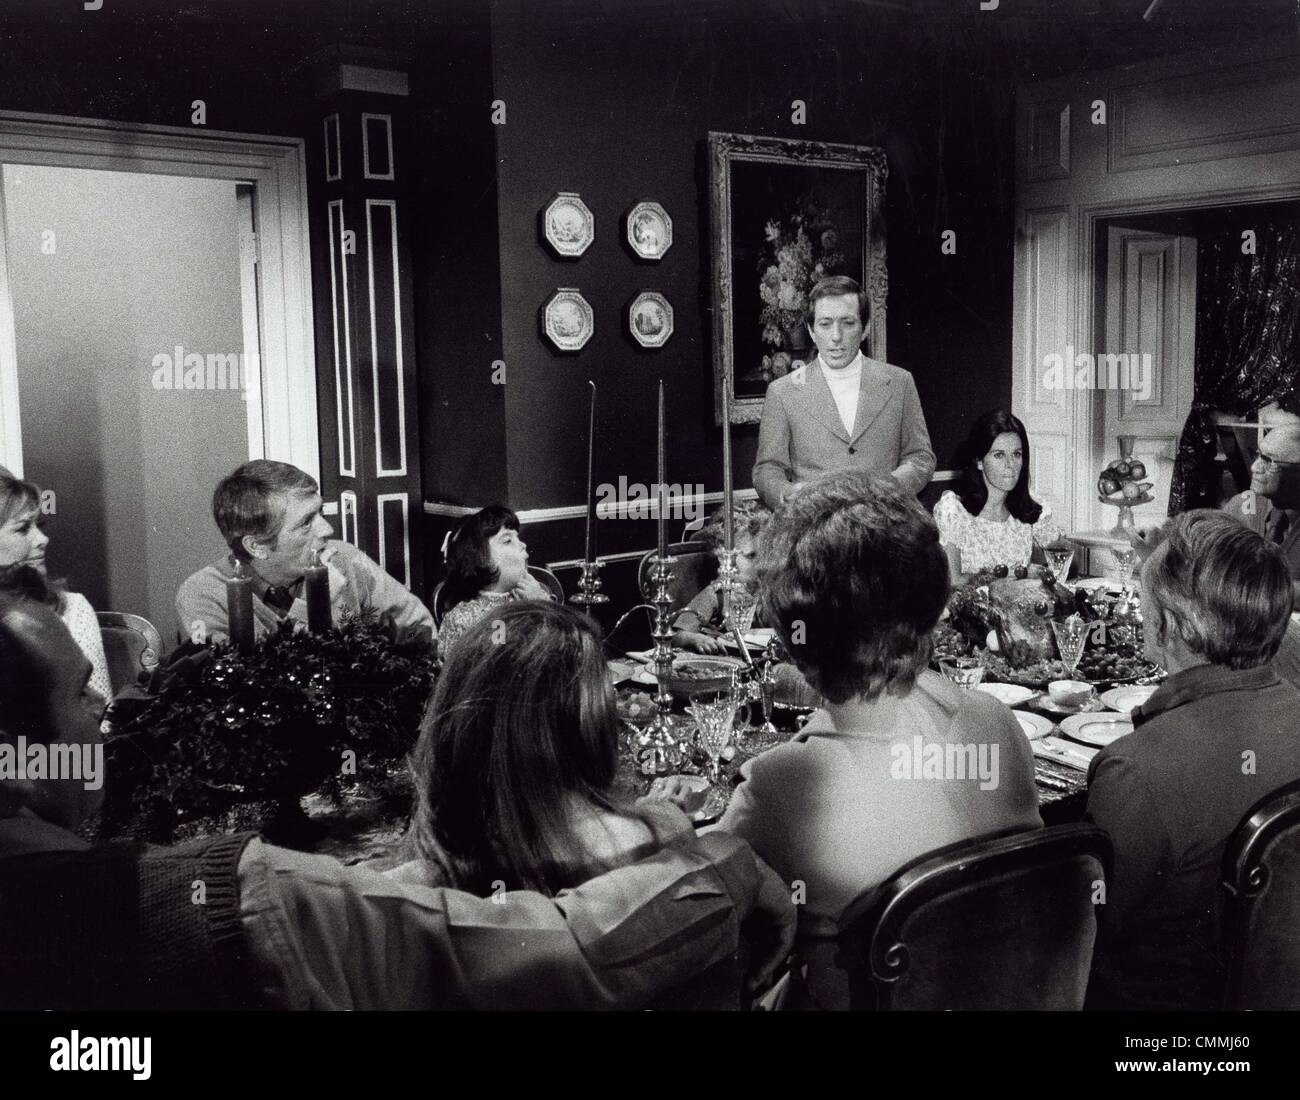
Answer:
[{"xmin": 932, "ymin": 490, "xmax": 1064, "ymax": 575}]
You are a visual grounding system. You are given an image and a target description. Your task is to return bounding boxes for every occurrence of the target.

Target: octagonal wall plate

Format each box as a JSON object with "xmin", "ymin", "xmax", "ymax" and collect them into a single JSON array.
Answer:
[
  {"xmin": 629, "ymin": 291, "xmax": 673, "ymax": 348},
  {"xmin": 544, "ymin": 288, "xmax": 594, "ymax": 351},
  {"xmin": 543, "ymin": 192, "xmax": 595, "ymax": 258},
  {"xmin": 626, "ymin": 201, "xmax": 672, "ymax": 260}
]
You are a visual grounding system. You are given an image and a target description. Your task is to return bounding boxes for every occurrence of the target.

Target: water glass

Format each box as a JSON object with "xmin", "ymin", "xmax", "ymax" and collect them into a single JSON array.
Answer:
[
  {"xmin": 1051, "ymin": 615, "xmax": 1089, "ymax": 676},
  {"xmin": 939, "ymin": 656, "xmax": 985, "ymax": 690}
]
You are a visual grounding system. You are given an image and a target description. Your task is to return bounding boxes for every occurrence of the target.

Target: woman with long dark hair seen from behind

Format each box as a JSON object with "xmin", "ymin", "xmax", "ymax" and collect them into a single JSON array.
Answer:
[
  {"xmin": 398, "ymin": 600, "xmax": 692, "ymax": 896},
  {"xmin": 932, "ymin": 409, "xmax": 1064, "ymax": 584}
]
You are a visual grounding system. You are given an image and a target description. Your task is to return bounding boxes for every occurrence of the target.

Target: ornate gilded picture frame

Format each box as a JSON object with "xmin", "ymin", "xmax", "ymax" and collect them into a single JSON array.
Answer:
[{"xmin": 708, "ymin": 132, "xmax": 888, "ymax": 424}]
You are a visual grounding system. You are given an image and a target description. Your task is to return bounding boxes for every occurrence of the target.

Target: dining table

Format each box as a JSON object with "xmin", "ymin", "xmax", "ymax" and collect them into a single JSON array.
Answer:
[{"xmin": 607, "ymin": 657, "xmax": 1096, "ymax": 828}]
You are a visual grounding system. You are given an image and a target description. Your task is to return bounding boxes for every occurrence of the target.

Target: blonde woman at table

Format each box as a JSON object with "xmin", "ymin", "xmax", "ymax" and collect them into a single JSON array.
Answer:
[
  {"xmin": 0, "ymin": 471, "xmax": 111, "ymax": 707},
  {"xmin": 437, "ymin": 506, "xmax": 554, "ymax": 660},
  {"xmin": 933, "ymin": 410, "xmax": 1064, "ymax": 585}
]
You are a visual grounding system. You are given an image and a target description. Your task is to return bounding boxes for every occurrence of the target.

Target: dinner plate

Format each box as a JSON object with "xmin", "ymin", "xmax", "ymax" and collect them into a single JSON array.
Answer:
[
  {"xmin": 1060, "ymin": 712, "xmax": 1134, "ymax": 748},
  {"xmin": 976, "ymin": 682, "xmax": 1035, "ymax": 707},
  {"xmin": 1100, "ymin": 684, "xmax": 1159, "ymax": 715},
  {"xmin": 1014, "ymin": 711, "xmax": 1053, "ymax": 741}
]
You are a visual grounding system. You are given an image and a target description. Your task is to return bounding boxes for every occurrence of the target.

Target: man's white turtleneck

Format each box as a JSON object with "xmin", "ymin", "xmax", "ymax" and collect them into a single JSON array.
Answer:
[{"xmin": 819, "ymin": 351, "xmax": 863, "ymax": 437}]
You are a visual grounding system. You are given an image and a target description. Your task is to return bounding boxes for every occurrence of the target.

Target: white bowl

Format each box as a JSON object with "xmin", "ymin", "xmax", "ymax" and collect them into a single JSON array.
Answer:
[{"xmin": 1048, "ymin": 679, "xmax": 1094, "ymax": 708}]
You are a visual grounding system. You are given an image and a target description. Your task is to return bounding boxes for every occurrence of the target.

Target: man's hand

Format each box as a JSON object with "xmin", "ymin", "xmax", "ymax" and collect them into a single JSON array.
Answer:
[{"xmin": 780, "ymin": 481, "xmax": 807, "ymax": 505}]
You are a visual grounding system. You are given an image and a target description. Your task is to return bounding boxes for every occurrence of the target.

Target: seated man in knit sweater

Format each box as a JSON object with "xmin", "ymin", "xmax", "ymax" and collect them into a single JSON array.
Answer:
[
  {"xmin": 176, "ymin": 460, "xmax": 434, "ymax": 646},
  {"xmin": 0, "ymin": 568, "xmax": 794, "ymax": 1009}
]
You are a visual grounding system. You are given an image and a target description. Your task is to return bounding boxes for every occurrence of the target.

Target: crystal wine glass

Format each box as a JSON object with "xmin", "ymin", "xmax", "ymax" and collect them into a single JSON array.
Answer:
[
  {"xmin": 688, "ymin": 682, "xmax": 741, "ymax": 785},
  {"xmin": 1051, "ymin": 615, "xmax": 1089, "ymax": 678},
  {"xmin": 1112, "ymin": 545, "xmax": 1139, "ymax": 594},
  {"xmin": 1042, "ymin": 544, "xmax": 1076, "ymax": 587}
]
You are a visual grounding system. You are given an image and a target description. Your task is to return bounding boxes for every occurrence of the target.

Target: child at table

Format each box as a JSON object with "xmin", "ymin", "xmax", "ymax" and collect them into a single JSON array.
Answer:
[
  {"xmin": 438, "ymin": 505, "xmax": 555, "ymax": 659},
  {"xmin": 672, "ymin": 501, "xmax": 773, "ymax": 655}
]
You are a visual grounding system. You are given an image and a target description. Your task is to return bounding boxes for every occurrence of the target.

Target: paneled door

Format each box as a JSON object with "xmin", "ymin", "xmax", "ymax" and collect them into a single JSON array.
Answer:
[{"xmin": 1097, "ymin": 226, "xmax": 1197, "ymax": 530}]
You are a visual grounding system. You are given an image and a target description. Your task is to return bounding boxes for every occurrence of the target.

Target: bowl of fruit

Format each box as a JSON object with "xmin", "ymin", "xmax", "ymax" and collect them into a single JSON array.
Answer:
[{"xmin": 1098, "ymin": 439, "xmax": 1155, "ymax": 536}]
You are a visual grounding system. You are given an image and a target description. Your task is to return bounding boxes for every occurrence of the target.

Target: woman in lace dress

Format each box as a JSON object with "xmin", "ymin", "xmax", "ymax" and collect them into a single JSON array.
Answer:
[{"xmin": 933, "ymin": 410, "xmax": 1064, "ymax": 585}]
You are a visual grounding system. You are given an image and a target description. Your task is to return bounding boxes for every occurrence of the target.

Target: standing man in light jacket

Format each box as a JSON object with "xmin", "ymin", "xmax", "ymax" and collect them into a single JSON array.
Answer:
[{"xmin": 752, "ymin": 276, "xmax": 935, "ymax": 509}]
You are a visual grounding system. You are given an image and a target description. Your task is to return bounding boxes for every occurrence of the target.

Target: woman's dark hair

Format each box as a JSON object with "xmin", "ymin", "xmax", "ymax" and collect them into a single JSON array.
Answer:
[
  {"xmin": 759, "ymin": 471, "xmax": 949, "ymax": 705},
  {"xmin": 442, "ymin": 505, "xmax": 520, "ymax": 610},
  {"xmin": 955, "ymin": 409, "xmax": 1043, "ymax": 524},
  {"xmin": 409, "ymin": 600, "xmax": 653, "ymax": 896}
]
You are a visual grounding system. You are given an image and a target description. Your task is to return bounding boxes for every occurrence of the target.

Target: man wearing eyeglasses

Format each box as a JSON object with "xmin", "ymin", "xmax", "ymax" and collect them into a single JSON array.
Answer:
[
  {"xmin": 1130, "ymin": 425, "xmax": 1300, "ymax": 690},
  {"xmin": 1225, "ymin": 426, "xmax": 1300, "ymax": 599}
]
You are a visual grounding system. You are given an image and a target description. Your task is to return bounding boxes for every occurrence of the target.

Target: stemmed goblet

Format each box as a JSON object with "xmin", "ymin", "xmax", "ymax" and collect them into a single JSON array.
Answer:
[
  {"xmin": 688, "ymin": 677, "xmax": 742, "ymax": 785},
  {"xmin": 1051, "ymin": 614, "xmax": 1089, "ymax": 678}
]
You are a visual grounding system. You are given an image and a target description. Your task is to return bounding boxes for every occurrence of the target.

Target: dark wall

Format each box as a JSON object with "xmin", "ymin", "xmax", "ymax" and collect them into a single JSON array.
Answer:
[
  {"xmin": 482, "ymin": 0, "xmax": 1016, "ymax": 567},
  {"xmin": 409, "ymin": 3, "xmax": 511, "ymax": 506}
]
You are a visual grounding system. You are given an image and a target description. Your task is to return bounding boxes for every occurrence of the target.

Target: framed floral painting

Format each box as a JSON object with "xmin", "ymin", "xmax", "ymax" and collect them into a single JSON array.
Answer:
[{"xmin": 707, "ymin": 133, "xmax": 887, "ymax": 424}]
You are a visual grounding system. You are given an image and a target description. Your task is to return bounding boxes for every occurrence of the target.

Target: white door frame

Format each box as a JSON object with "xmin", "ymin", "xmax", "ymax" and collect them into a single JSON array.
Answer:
[{"xmin": 0, "ymin": 109, "xmax": 318, "ymax": 482}]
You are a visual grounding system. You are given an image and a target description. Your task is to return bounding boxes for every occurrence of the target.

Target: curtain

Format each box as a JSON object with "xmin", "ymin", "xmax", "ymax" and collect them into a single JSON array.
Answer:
[{"xmin": 1168, "ymin": 216, "xmax": 1300, "ymax": 514}]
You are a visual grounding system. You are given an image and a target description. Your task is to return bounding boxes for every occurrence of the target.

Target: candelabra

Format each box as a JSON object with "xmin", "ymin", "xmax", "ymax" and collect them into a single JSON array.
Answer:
[
  {"xmin": 568, "ymin": 558, "xmax": 610, "ymax": 610},
  {"xmin": 635, "ymin": 551, "xmax": 684, "ymax": 775}
]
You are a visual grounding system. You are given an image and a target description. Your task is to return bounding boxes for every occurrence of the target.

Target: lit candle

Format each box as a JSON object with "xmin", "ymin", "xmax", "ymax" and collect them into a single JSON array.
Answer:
[
  {"xmin": 226, "ymin": 558, "xmax": 254, "ymax": 651},
  {"xmin": 722, "ymin": 369, "xmax": 734, "ymax": 552},
  {"xmin": 304, "ymin": 549, "xmax": 332, "ymax": 632},
  {"xmin": 657, "ymin": 379, "xmax": 667, "ymax": 561},
  {"xmin": 585, "ymin": 380, "xmax": 597, "ymax": 565}
]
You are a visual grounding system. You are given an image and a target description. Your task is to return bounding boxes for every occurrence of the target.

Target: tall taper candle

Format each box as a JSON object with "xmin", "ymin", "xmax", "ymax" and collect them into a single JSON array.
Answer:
[
  {"xmin": 722, "ymin": 369, "xmax": 734, "ymax": 552},
  {"xmin": 226, "ymin": 558, "xmax": 255, "ymax": 651},
  {"xmin": 657, "ymin": 379, "xmax": 667, "ymax": 561},
  {"xmin": 585, "ymin": 380, "xmax": 597, "ymax": 564},
  {"xmin": 304, "ymin": 549, "xmax": 332, "ymax": 632}
]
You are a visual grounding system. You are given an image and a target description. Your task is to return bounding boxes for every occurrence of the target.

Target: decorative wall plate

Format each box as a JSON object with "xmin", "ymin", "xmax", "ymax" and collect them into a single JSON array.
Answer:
[
  {"xmin": 543, "ymin": 192, "xmax": 595, "ymax": 257},
  {"xmin": 626, "ymin": 201, "xmax": 672, "ymax": 260},
  {"xmin": 544, "ymin": 288, "xmax": 594, "ymax": 351},
  {"xmin": 629, "ymin": 291, "xmax": 673, "ymax": 348}
]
